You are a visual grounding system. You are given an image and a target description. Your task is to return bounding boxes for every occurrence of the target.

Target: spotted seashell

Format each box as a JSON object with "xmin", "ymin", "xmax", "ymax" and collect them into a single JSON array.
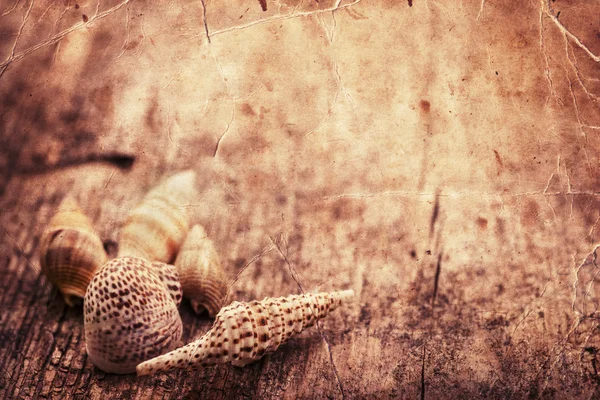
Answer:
[
  {"xmin": 136, "ymin": 290, "xmax": 354, "ymax": 376},
  {"xmin": 175, "ymin": 224, "xmax": 227, "ymax": 316},
  {"xmin": 39, "ymin": 196, "xmax": 107, "ymax": 307},
  {"xmin": 118, "ymin": 170, "xmax": 197, "ymax": 263},
  {"xmin": 84, "ymin": 256, "xmax": 183, "ymax": 374}
]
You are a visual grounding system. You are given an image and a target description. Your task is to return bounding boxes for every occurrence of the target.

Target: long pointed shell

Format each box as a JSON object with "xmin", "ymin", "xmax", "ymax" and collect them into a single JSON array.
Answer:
[
  {"xmin": 136, "ymin": 290, "xmax": 354, "ymax": 376},
  {"xmin": 39, "ymin": 197, "xmax": 107, "ymax": 307},
  {"xmin": 118, "ymin": 170, "xmax": 197, "ymax": 263},
  {"xmin": 175, "ymin": 225, "xmax": 227, "ymax": 316},
  {"xmin": 84, "ymin": 256, "xmax": 183, "ymax": 374}
]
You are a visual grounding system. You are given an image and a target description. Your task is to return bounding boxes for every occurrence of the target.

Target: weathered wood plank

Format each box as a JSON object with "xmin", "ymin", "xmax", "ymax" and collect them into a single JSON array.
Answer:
[{"xmin": 2, "ymin": 0, "xmax": 600, "ymax": 398}]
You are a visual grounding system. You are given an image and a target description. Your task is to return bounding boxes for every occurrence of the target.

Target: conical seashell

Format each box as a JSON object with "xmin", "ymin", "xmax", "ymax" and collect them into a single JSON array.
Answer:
[
  {"xmin": 118, "ymin": 170, "xmax": 197, "ymax": 263},
  {"xmin": 136, "ymin": 290, "xmax": 354, "ymax": 376},
  {"xmin": 39, "ymin": 197, "xmax": 107, "ymax": 307},
  {"xmin": 175, "ymin": 225, "xmax": 227, "ymax": 316},
  {"xmin": 84, "ymin": 256, "xmax": 183, "ymax": 374}
]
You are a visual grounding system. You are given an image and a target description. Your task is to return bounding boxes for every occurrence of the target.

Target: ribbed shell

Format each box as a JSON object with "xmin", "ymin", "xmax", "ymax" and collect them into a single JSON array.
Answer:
[
  {"xmin": 175, "ymin": 225, "xmax": 227, "ymax": 316},
  {"xmin": 84, "ymin": 257, "xmax": 183, "ymax": 374},
  {"xmin": 118, "ymin": 170, "xmax": 197, "ymax": 263},
  {"xmin": 39, "ymin": 197, "xmax": 107, "ymax": 307},
  {"xmin": 136, "ymin": 290, "xmax": 354, "ymax": 376}
]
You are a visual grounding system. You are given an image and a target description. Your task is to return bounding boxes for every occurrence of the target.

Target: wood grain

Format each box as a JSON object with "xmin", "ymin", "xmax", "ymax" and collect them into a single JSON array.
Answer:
[{"xmin": 2, "ymin": 0, "xmax": 600, "ymax": 398}]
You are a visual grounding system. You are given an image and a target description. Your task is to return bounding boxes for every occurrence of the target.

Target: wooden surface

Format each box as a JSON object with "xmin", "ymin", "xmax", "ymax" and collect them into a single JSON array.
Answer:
[{"xmin": 2, "ymin": 0, "xmax": 600, "ymax": 398}]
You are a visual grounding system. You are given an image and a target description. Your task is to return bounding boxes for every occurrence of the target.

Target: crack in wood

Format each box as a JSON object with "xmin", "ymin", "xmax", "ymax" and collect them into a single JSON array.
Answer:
[
  {"xmin": 429, "ymin": 194, "xmax": 440, "ymax": 239},
  {"xmin": 431, "ymin": 252, "xmax": 442, "ymax": 310},
  {"xmin": 420, "ymin": 344, "xmax": 426, "ymax": 400}
]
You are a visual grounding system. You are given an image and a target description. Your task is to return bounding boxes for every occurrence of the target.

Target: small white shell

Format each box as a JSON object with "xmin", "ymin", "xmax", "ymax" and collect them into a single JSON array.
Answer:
[
  {"xmin": 175, "ymin": 225, "xmax": 227, "ymax": 316},
  {"xmin": 39, "ymin": 197, "xmax": 107, "ymax": 306},
  {"xmin": 136, "ymin": 290, "xmax": 354, "ymax": 376},
  {"xmin": 84, "ymin": 256, "xmax": 183, "ymax": 374},
  {"xmin": 118, "ymin": 170, "xmax": 197, "ymax": 263}
]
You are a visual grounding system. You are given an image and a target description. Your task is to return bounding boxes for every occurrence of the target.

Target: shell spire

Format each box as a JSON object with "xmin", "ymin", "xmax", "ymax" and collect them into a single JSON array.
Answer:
[
  {"xmin": 84, "ymin": 257, "xmax": 183, "ymax": 374},
  {"xmin": 118, "ymin": 170, "xmax": 197, "ymax": 263},
  {"xmin": 39, "ymin": 196, "xmax": 107, "ymax": 306},
  {"xmin": 175, "ymin": 225, "xmax": 228, "ymax": 316},
  {"xmin": 136, "ymin": 289, "xmax": 354, "ymax": 376}
]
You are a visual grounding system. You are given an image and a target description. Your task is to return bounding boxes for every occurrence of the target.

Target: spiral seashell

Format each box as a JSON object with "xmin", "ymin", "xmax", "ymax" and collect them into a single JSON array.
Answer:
[
  {"xmin": 118, "ymin": 170, "xmax": 197, "ymax": 263},
  {"xmin": 136, "ymin": 290, "xmax": 354, "ymax": 376},
  {"xmin": 39, "ymin": 197, "xmax": 107, "ymax": 307},
  {"xmin": 175, "ymin": 224, "xmax": 227, "ymax": 316},
  {"xmin": 84, "ymin": 256, "xmax": 183, "ymax": 374}
]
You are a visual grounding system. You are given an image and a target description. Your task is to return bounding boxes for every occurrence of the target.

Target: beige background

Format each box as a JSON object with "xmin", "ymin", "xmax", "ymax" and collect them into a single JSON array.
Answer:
[{"xmin": 1, "ymin": 0, "xmax": 600, "ymax": 398}]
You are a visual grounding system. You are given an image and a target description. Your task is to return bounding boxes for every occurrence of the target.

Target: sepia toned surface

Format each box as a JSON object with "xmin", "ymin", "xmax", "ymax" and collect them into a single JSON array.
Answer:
[{"xmin": 1, "ymin": 0, "xmax": 600, "ymax": 398}]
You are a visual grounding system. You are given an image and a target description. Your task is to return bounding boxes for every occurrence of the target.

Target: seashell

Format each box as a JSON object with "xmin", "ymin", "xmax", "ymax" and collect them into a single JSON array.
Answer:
[
  {"xmin": 136, "ymin": 290, "xmax": 354, "ymax": 376},
  {"xmin": 118, "ymin": 170, "xmax": 197, "ymax": 263},
  {"xmin": 175, "ymin": 224, "xmax": 227, "ymax": 316},
  {"xmin": 84, "ymin": 256, "xmax": 183, "ymax": 374},
  {"xmin": 39, "ymin": 197, "xmax": 107, "ymax": 307}
]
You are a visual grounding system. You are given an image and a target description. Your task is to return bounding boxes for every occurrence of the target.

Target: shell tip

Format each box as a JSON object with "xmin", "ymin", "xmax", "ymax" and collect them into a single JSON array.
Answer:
[
  {"xmin": 136, "ymin": 363, "xmax": 150, "ymax": 376},
  {"xmin": 188, "ymin": 224, "xmax": 208, "ymax": 239},
  {"xmin": 171, "ymin": 170, "xmax": 197, "ymax": 186},
  {"xmin": 338, "ymin": 289, "xmax": 355, "ymax": 301},
  {"xmin": 160, "ymin": 170, "xmax": 198, "ymax": 203},
  {"xmin": 47, "ymin": 195, "xmax": 93, "ymax": 231},
  {"xmin": 58, "ymin": 196, "xmax": 80, "ymax": 211}
]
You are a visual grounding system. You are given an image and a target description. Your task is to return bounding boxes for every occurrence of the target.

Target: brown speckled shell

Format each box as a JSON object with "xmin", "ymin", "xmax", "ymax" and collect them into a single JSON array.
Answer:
[
  {"xmin": 175, "ymin": 225, "xmax": 227, "ymax": 316},
  {"xmin": 136, "ymin": 290, "xmax": 354, "ymax": 376},
  {"xmin": 39, "ymin": 197, "xmax": 107, "ymax": 307},
  {"xmin": 118, "ymin": 170, "xmax": 197, "ymax": 263},
  {"xmin": 84, "ymin": 256, "xmax": 183, "ymax": 374}
]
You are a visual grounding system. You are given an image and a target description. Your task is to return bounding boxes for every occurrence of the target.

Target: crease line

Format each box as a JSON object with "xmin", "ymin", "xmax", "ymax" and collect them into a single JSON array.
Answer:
[
  {"xmin": 476, "ymin": 0, "xmax": 485, "ymax": 21},
  {"xmin": 1, "ymin": 223, "xmax": 38, "ymax": 273},
  {"xmin": 224, "ymin": 244, "xmax": 275, "ymax": 304},
  {"xmin": 542, "ymin": 0, "xmax": 600, "ymax": 63},
  {"xmin": 322, "ymin": 190, "xmax": 600, "ymax": 201},
  {"xmin": 209, "ymin": 0, "xmax": 361, "ymax": 39},
  {"xmin": 269, "ymin": 234, "xmax": 346, "ymax": 400},
  {"xmin": 0, "ymin": 0, "xmax": 34, "ymax": 79},
  {"xmin": 0, "ymin": 0, "xmax": 133, "ymax": 74}
]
